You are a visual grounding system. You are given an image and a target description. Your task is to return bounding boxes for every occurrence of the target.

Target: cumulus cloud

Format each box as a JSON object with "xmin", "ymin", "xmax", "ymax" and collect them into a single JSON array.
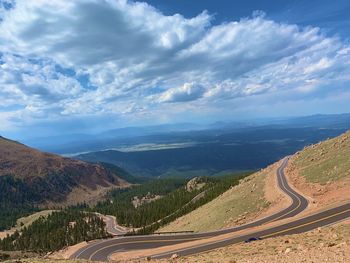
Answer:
[
  {"xmin": 0, "ymin": 0, "xmax": 350, "ymax": 133},
  {"xmin": 159, "ymin": 83, "xmax": 205, "ymax": 103}
]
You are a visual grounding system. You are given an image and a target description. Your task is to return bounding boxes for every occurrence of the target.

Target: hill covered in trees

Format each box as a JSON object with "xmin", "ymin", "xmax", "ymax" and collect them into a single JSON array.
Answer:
[
  {"xmin": 93, "ymin": 173, "xmax": 252, "ymax": 234},
  {"xmin": 0, "ymin": 136, "xmax": 130, "ymax": 231},
  {"xmin": 0, "ymin": 210, "xmax": 109, "ymax": 252}
]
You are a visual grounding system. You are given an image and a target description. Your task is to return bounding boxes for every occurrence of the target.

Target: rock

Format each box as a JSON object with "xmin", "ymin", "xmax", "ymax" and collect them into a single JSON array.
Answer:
[
  {"xmin": 332, "ymin": 233, "xmax": 338, "ymax": 239},
  {"xmin": 335, "ymin": 242, "xmax": 347, "ymax": 247},
  {"xmin": 285, "ymin": 248, "xmax": 292, "ymax": 253},
  {"xmin": 186, "ymin": 177, "xmax": 206, "ymax": 192},
  {"xmin": 171, "ymin": 253, "xmax": 179, "ymax": 259},
  {"xmin": 328, "ymin": 242, "xmax": 336, "ymax": 247}
]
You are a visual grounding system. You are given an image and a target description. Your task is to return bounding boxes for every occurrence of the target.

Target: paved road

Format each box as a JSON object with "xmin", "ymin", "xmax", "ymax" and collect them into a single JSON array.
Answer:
[
  {"xmin": 71, "ymin": 157, "xmax": 349, "ymax": 261},
  {"xmin": 103, "ymin": 215, "xmax": 128, "ymax": 236}
]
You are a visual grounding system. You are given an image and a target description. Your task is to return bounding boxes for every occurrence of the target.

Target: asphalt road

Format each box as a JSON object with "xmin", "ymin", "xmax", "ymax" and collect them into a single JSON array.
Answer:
[
  {"xmin": 103, "ymin": 215, "xmax": 128, "ymax": 236},
  {"xmin": 71, "ymin": 157, "xmax": 350, "ymax": 261}
]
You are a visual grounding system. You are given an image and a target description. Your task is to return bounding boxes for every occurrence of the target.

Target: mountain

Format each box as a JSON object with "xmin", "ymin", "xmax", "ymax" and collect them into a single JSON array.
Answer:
[
  {"xmin": 0, "ymin": 136, "xmax": 129, "ymax": 205},
  {"xmin": 20, "ymin": 113, "xmax": 350, "ymax": 155},
  {"xmin": 76, "ymin": 126, "xmax": 348, "ymax": 177}
]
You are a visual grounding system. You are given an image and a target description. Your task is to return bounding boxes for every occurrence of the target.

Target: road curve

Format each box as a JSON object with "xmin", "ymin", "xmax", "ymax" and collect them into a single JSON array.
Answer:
[
  {"xmin": 71, "ymin": 158, "xmax": 348, "ymax": 261},
  {"xmin": 103, "ymin": 215, "xmax": 128, "ymax": 236}
]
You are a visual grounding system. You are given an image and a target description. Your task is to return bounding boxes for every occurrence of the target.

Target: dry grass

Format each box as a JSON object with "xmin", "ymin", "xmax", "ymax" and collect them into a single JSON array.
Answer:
[
  {"xmin": 164, "ymin": 221, "xmax": 350, "ymax": 263},
  {"xmin": 16, "ymin": 210, "xmax": 55, "ymax": 229},
  {"xmin": 292, "ymin": 131, "xmax": 350, "ymax": 184},
  {"xmin": 121, "ymin": 221, "xmax": 350, "ymax": 263},
  {"xmin": 159, "ymin": 170, "xmax": 270, "ymax": 233},
  {"xmin": 285, "ymin": 130, "xmax": 350, "ymax": 210}
]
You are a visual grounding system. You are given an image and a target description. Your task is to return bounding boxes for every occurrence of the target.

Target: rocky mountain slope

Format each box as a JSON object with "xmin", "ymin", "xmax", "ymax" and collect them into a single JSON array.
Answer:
[
  {"xmin": 0, "ymin": 136, "xmax": 129, "ymax": 205},
  {"xmin": 286, "ymin": 130, "xmax": 350, "ymax": 210},
  {"xmin": 154, "ymin": 131, "xmax": 350, "ymax": 262},
  {"xmin": 160, "ymin": 130, "xmax": 350, "ymax": 234}
]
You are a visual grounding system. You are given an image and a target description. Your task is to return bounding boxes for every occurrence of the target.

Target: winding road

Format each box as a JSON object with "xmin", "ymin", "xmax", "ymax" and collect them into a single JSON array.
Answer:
[
  {"xmin": 103, "ymin": 215, "xmax": 128, "ymax": 236},
  {"xmin": 71, "ymin": 157, "xmax": 350, "ymax": 261}
]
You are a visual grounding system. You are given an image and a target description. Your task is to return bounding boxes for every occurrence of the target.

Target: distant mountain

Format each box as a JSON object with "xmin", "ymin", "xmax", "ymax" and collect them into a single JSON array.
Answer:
[
  {"xmin": 22, "ymin": 113, "xmax": 350, "ymax": 155},
  {"xmin": 0, "ymin": 136, "xmax": 129, "ymax": 206},
  {"xmin": 23, "ymin": 123, "xmax": 209, "ymax": 153},
  {"xmin": 265, "ymin": 113, "xmax": 350, "ymax": 129},
  {"xmin": 77, "ymin": 126, "xmax": 348, "ymax": 178}
]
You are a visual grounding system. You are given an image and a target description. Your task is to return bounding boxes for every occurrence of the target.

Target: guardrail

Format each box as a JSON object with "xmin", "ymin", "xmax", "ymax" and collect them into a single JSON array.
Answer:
[{"xmin": 153, "ymin": 231, "xmax": 194, "ymax": 235}]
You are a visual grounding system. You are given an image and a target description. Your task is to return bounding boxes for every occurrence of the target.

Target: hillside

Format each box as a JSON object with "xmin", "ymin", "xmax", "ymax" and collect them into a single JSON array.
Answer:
[
  {"xmin": 160, "ymin": 131, "xmax": 350, "ymax": 233},
  {"xmin": 147, "ymin": 131, "xmax": 350, "ymax": 262},
  {"xmin": 149, "ymin": 222, "xmax": 350, "ymax": 263},
  {"xmin": 0, "ymin": 136, "xmax": 130, "ymax": 230},
  {"xmin": 159, "ymin": 161, "xmax": 287, "ymax": 232},
  {"xmin": 286, "ymin": 130, "xmax": 350, "ymax": 210},
  {"xmin": 0, "ymin": 136, "xmax": 130, "ymax": 204},
  {"xmin": 3, "ymin": 223, "xmax": 349, "ymax": 262}
]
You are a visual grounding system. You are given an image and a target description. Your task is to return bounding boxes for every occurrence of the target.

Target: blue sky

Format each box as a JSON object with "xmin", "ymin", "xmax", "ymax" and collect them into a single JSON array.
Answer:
[{"xmin": 0, "ymin": 0, "xmax": 350, "ymax": 139}]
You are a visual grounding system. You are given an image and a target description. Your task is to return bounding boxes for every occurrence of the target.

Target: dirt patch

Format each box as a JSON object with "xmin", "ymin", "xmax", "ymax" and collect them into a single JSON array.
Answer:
[
  {"xmin": 62, "ymin": 183, "xmax": 129, "ymax": 207},
  {"xmin": 0, "ymin": 231, "xmax": 14, "ymax": 240},
  {"xmin": 48, "ymin": 241, "xmax": 90, "ymax": 260}
]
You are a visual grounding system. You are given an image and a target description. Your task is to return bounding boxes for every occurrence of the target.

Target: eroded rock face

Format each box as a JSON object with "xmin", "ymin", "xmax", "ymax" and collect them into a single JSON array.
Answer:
[{"xmin": 186, "ymin": 177, "xmax": 207, "ymax": 192}]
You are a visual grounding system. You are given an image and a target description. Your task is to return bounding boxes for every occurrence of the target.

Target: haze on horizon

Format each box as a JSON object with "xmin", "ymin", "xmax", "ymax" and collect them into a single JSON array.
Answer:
[{"xmin": 0, "ymin": 0, "xmax": 350, "ymax": 140}]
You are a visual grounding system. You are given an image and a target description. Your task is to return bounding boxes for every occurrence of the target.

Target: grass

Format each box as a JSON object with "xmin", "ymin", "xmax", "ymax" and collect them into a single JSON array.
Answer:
[
  {"xmin": 293, "ymin": 131, "xmax": 350, "ymax": 184},
  {"xmin": 16, "ymin": 210, "xmax": 54, "ymax": 229},
  {"xmin": 159, "ymin": 171, "xmax": 270, "ymax": 232}
]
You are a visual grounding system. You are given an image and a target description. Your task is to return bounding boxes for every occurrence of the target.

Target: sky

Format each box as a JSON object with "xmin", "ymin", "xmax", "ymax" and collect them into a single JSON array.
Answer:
[{"xmin": 1, "ymin": 0, "xmax": 350, "ymax": 139}]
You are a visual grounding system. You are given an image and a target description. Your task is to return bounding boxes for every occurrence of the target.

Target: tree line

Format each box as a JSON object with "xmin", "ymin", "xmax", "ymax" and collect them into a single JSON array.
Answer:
[
  {"xmin": 0, "ymin": 210, "xmax": 110, "ymax": 252},
  {"xmin": 0, "ymin": 176, "xmax": 40, "ymax": 231},
  {"xmin": 93, "ymin": 172, "xmax": 252, "ymax": 233}
]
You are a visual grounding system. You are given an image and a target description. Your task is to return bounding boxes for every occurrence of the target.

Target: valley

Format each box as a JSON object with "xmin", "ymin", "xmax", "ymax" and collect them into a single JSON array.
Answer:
[
  {"xmin": 1, "ymin": 0, "xmax": 350, "ymax": 261},
  {"xmin": 1, "ymin": 129, "xmax": 349, "ymax": 262},
  {"xmin": 76, "ymin": 125, "xmax": 349, "ymax": 178}
]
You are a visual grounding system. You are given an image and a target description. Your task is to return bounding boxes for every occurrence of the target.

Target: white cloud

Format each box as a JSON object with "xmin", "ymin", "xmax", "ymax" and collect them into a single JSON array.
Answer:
[
  {"xmin": 159, "ymin": 83, "xmax": 205, "ymax": 103},
  {"xmin": 0, "ymin": 0, "xmax": 350, "ymax": 132}
]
